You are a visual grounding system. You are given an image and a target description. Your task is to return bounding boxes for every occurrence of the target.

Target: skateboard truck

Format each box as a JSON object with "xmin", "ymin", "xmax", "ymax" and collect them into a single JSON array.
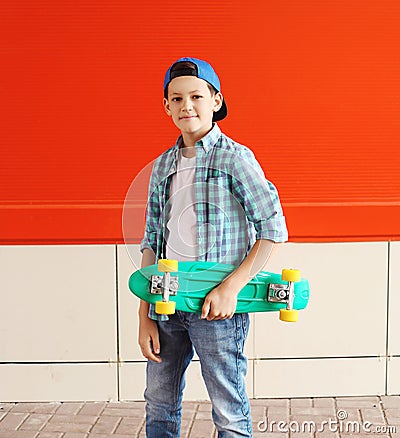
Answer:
[
  {"xmin": 150, "ymin": 275, "xmax": 179, "ymax": 296},
  {"xmin": 268, "ymin": 269, "xmax": 301, "ymax": 322},
  {"xmin": 153, "ymin": 259, "xmax": 179, "ymax": 315}
]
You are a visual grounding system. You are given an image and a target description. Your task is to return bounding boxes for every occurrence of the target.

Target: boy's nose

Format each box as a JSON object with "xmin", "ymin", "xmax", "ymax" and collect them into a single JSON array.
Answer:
[{"xmin": 181, "ymin": 98, "xmax": 193, "ymax": 111}]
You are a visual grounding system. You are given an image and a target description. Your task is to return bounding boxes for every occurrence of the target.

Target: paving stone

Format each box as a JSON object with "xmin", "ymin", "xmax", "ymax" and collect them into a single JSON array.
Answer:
[
  {"xmin": 182, "ymin": 406, "xmax": 197, "ymax": 420},
  {"xmin": 360, "ymin": 407, "xmax": 386, "ymax": 424},
  {"xmin": 48, "ymin": 414, "xmax": 98, "ymax": 424},
  {"xmin": 291, "ymin": 398, "xmax": 313, "ymax": 408},
  {"xmin": 290, "ymin": 407, "xmax": 335, "ymax": 416},
  {"xmin": 313, "ymin": 398, "xmax": 336, "ymax": 408},
  {"xmin": 253, "ymin": 433, "xmax": 289, "ymax": 438},
  {"xmin": 55, "ymin": 403, "xmax": 83, "ymax": 415},
  {"xmin": 1, "ymin": 397, "xmax": 400, "ymax": 437},
  {"xmin": 288, "ymin": 415, "xmax": 335, "ymax": 433},
  {"xmin": 0, "ymin": 412, "xmax": 29, "ymax": 430},
  {"xmin": 315, "ymin": 431, "xmax": 340, "ymax": 438},
  {"xmin": 381, "ymin": 396, "xmax": 400, "ymax": 409},
  {"xmin": 10, "ymin": 403, "xmax": 38, "ymax": 413},
  {"xmin": 114, "ymin": 416, "xmax": 144, "ymax": 435},
  {"xmin": 91, "ymin": 435, "xmax": 137, "ymax": 438},
  {"xmin": 383, "ymin": 424, "xmax": 400, "ymax": 434},
  {"xmin": 90, "ymin": 415, "xmax": 122, "ymax": 434},
  {"xmin": 62, "ymin": 434, "xmax": 89, "ymax": 438},
  {"xmin": 196, "ymin": 409, "xmax": 214, "ymax": 420},
  {"xmin": 384, "ymin": 413, "xmax": 400, "ymax": 426},
  {"xmin": 267, "ymin": 406, "xmax": 289, "ymax": 415},
  {"xmin": 250, "ymin": 399, "xmax": 269, "ymax": 406},
  {"xmin": 335, "ymin": 407, "xmax": 361, "ymax": 421},
  {"xmin": 42, "ymin": 421, "xmax": 92, "ymax": 434},
  {"xmin": 265, "ymin": 411, "xmax": 290, "ymax": 428},
  {"xmin": 188, "ymin": 419, "xmax": 215, "ymax": 437},
  {"xmin": 197, "ymin": 401, "xmax": 212, "ymax": 411},
  {"xmin": 0, "ymin": 431, "xmax": 38, "ymax": 438},
  {"xmin": 340, "ymin": 435, "xmax": 390, "ymax": 438},
  {"xmin": 118, "ymin": 416, "xmax": 143, "ymax": 426},
  {"xmin": 0, "ymin": 403, "xmax": 16, "ymax": 413},
  {"xmin": 266, "ymin": 399, "xmax": 290, "ymax": 408},
  {"xmin": 255, "ymin": 415, "xmax": 288, "ymax": 434},
  {"xmin": 77, "ymin": 402, "xmax": 106, "ymax": 416},
  {"xmin": 336, "ymin": 396, "xmax": 380, "ymax": 408},
  {"xmin": 385, "ymin": 408, "xmax": 400, "ymax": 418},
  {"xmin": 180, "ymin": 419, "xmax": 192, "ymax": 436},
  {"xmin": 31, "ymin": 403, "xmax": 61, "ymax": 415},
  {"xmin": 103, "ymin": 407, "xmax": 144, "ymax": 417},
  {"xmin": 36, "ymin": 433, "xmax": 63, "ymax": 438},
  {"xmin": 18, "ymin": 413, "xmax": 52, "ymax": 431},
  {"xmin": 251, "ymin": 404, "xmax": 266, "ymax": 424},
  {"xmin": 183, "ymin": 401, "xmax": 199, "ymax": 409},
  {"xmin": 288, "ymin": 433, "xmax": 313, "ymax": 438}
]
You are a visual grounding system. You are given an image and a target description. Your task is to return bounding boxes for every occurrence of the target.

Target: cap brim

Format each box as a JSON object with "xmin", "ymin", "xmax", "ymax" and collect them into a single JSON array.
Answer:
[{"xmin": 213, "ymin": 99, "xmax": 227, "ymax": 122}]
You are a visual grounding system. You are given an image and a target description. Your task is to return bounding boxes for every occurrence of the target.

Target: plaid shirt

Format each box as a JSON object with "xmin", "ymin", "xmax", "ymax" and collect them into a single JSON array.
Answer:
[{"xmin": 140, "ymin": 124, "xmax": 288, "ymax": 320}]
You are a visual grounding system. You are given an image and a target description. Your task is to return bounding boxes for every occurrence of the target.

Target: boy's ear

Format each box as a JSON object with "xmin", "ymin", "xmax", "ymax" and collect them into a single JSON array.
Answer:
[
  {"xmin": 213, "ymin": 92, "xmax": 223, "ymax": 113},
  {"xmin": 163, "ymin": 98, "xmax": 172, "ymax": 116}
]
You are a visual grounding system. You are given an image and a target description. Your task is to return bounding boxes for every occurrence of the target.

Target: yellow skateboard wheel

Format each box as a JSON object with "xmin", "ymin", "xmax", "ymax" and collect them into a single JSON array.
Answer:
[
  {"xmin": 279, "ymin": 309, "xmax": 299, "ymax": 322},
  {"xmin": 155, "ymin": 301, "xmax": 176, "ymax": 315},
  {"xmin": 158, "ymin": 259, "xmax": 178, "ymax": 272},
  {"xmin": 282, "ymin": 269, "xmax": 301, "ymax": 282}
]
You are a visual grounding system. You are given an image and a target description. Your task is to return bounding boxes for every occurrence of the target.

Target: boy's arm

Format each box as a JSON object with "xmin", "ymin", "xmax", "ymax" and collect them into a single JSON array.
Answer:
[
  {"xmin": 201, "ymin": 239, "xmax": 279, "ymax": 320},
  {"xmin": 138, "ymin": 248, "xmax": 162, "ymax": 363}
]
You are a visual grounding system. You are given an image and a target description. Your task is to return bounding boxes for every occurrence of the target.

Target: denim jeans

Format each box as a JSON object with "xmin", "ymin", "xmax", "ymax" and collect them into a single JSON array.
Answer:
[{"xmin": 144, "ymin": 311, "xmax": 252, "ymax": 437}]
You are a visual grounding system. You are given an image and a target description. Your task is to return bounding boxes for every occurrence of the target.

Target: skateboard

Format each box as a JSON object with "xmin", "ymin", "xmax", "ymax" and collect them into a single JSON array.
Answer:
[{"xmin": 129, "ymin": 259, "xmax": 310, "ymax": 322}]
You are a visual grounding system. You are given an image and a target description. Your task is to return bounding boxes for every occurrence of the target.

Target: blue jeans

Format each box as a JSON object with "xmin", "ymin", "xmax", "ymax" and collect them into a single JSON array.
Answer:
[{"xmin": 144, "ymin": 311, "xmax": 252, "ymax": 437}]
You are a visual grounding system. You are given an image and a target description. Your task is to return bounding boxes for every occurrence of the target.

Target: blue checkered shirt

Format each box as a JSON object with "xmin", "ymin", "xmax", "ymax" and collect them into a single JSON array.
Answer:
[{"xmin": 140, "ymin": 123, "xmax": 288, "ymax": 320}]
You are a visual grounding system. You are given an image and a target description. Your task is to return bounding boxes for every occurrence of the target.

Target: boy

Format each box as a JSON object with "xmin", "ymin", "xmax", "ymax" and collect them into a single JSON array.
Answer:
[{"xmin": 139, "ymin": 57, "xmax": 288, "ymax": 437}]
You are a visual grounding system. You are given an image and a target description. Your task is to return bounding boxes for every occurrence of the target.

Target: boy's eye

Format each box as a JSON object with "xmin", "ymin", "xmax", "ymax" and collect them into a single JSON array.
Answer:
[
  {"xmin": 192, "ymin": 95, "xmax": 203, "ymax": 99},
  {"xmin": 172, "ymin": 97, "xmax": 182, "ymax": 102}
]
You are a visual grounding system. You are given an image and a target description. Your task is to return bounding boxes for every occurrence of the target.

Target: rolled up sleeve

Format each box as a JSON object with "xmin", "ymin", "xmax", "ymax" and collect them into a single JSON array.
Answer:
[{"xmin": 231, "ymin": 148, "xmax": 288, "ymax": 243}]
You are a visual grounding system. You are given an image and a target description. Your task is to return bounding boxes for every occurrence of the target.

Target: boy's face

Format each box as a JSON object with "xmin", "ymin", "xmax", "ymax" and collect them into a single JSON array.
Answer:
[{"xmin": 164, "ymin": 76, "xmax": 223, "ymax": 141}]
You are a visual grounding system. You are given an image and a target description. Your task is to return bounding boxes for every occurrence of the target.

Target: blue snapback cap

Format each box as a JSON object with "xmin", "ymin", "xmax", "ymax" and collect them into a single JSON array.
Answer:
[{"xmin": 163, "ymin": 57, "xmax": 227, "ymax": 122}]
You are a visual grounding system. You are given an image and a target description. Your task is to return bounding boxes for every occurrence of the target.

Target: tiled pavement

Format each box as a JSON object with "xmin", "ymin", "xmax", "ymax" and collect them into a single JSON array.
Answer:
[{"xmin": 1, "ymin": 396, "xmax": 400, "ymax": 437}]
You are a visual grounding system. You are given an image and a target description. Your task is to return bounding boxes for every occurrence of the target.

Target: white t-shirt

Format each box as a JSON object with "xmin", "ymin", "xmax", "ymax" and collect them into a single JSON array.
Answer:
[{"xmin": 165, "ymin": 151, "xmax": 198, "ymax": 261}]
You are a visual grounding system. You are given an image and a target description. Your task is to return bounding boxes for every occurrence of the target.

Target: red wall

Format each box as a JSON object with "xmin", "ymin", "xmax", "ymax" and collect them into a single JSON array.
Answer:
[{"xmin": 1, "ymin": 1, "xmax": 400, "ymax": 244}]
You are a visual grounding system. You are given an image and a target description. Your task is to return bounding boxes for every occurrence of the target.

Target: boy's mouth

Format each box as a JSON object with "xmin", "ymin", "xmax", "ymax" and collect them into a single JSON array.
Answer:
[{"xmin": 180, "ymin": 115, "xmax": 198, "ymax": 120}]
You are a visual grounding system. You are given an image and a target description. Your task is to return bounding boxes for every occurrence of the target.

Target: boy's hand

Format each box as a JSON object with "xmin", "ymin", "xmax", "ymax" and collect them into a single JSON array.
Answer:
[
  {"xmin": 138, "ymin": 314, "xmax": 162, "ymax": 363},
  {"xmin": 201, "ymin": 283, "xmax": 238, "ymax": 321}
]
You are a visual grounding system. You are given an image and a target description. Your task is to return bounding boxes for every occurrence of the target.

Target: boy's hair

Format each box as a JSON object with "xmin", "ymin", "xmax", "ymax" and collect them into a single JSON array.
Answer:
[{"xmin": 163, "ymin": 57, "xmax": 227, "ymax": 122}]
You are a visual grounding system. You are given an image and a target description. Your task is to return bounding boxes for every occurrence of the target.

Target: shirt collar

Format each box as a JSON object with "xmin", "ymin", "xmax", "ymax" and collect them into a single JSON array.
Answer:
[{"xmin": 173, "ymin": 123, "xmax": 221, "ymax": 155}]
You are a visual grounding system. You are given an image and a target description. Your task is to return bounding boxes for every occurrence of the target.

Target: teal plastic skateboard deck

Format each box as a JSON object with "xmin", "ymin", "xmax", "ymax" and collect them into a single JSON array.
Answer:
[{"xmin": 129, "ymin": 260, "xmax": 310, "ymax": 322}]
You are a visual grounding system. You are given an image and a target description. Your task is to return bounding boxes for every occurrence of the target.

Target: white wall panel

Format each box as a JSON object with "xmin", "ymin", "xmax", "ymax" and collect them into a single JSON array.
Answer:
[
  {"xmin": 255, "ymin": 242, "xmax": 388, "ymax": 358},
  {"xmin": 119, "ymin": 362, "xmax": 146, "ymax": 401},
  {"xmin": 118, "ymin": 244, "xmax": 143, "ymax": 361},
  {"xmin": 0, "ymin": 363, "xmax": 118, "ymax": 402},
  {"xmin": 389, "ymin": 242, "xmax": 400, "ymax": 357},
  {"xmin": 0, "ymin": 242, "xmax": 394, "ymax": 401},
  {"xmin": 0, "ymin": 245, "xmax": 117, "ymax": 362},
  {"xmin": 387, "ymin": 357, "xmax": 400, "ymax": 395},
  {"xmin": 254, "ymin": 358, "xmax": 386, "ymax": 398}
]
